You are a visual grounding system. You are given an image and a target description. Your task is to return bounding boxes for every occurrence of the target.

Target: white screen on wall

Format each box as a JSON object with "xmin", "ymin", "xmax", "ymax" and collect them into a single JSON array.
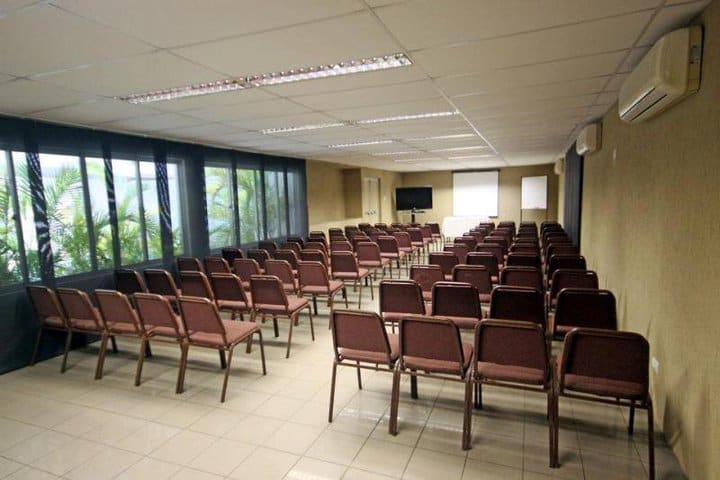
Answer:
[
  {"xmin": 521, "ymin": 175, "xmax": 548, "ymax": 209},
  {"xmin": 452, "ymin": 171, "xmax": 498, "ymax": 216}
]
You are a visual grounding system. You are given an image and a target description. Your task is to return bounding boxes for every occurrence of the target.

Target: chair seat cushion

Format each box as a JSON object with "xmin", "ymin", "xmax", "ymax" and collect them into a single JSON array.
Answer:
[
  {"xmin": 256, "ymin": 296, "xmax": 308, "ymax": 314},
  {"xmin": 358, "ymin": 259, "xmax": 388, "ymax": 268},
  {"xmin": 479, "ymin": 293, "xmax": 491, "ymax": 304},
  {"xmin": 438, "ymin": 315, "xmax": 480, "ymax": 330},
  {"xmin": 382, "ymin": 309, "xmax": 425, "ymax": 323},
  {"xmin": 148, "ymin": 325, "xmax": 184, "ymax": 338},
  {"xmin": 43, "ymin": 316, "xmax": 66, "ymax": 328},
  {"xmin": 404, "ymin": 342, "xmax": 473, "ymax": 375},
  {"xmin": 189, "ymin": 320, "xmax": 258, "ymax": 347},
  {"xmin": 217, "ymin": 299, "xmax": 251, "ymax": 311},
  {"xmin": 476, "ymin": 362, "xmax": 546, "ymax": 386},
  {"xmin": 333, "ymin": 268, "xmax": 369, "ymax": 279},
  {"xmin": 107, "ymin": 321, "xmax": 138, "ymax": 335},
  {"xmin": 563, "ymin": 373, "xmax": 646, "ymax": 400},
  {"xmin": 70, "ymin": 318, "xmax": 102, "ymax": 332},
  {"xmin": 338, "ymin": 334, "xmax": 399, "ymax": 364},
  {"xmin": 302, "ymin": 280, "xmax": 344, "ymax": 294},
  {"xmin": 422, "ymin": 291, "xmax": 432, "ymax": 302}
]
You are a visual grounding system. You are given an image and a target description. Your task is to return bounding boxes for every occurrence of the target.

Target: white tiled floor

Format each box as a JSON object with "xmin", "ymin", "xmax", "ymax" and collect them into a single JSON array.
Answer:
[{"xmin": 0, "ymin": 268, "xmax": 688, "ymax": 479}]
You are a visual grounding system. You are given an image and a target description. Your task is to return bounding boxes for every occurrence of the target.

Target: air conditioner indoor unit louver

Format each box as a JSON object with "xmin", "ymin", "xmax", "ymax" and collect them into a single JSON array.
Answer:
[
  {"xmin": 619, "ymin": 26, "xmax": 703, "ymax": 123},
  {"xmin": 576, "ymin": 123, "xmax": 601, "ymax": 155}
]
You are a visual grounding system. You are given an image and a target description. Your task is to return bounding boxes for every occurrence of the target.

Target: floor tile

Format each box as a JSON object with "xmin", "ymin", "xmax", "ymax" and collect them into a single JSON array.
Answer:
[
  {"xmin": 262, "ymin": 422, "xmax": 325, "ymax": 455},
  {"xmin": 149, "ymin": 430, "xmax": 216, "ymax": 465},
  {"xmin": 306, "ymin": 429, "xmax": 367, "ymax": 465},
  {"xmin": 285, "ymin": 457, "xmax": 347, "ymax": 480},
  {"xmin": 64, "ymin": 447, "xmax": 142, "ymax": 480},
  {"xmin": 351, "ymin": 439, "xmax": 413, "ymax": 478},
  {"xmin": 228, "ymin": 446, "xmax": 299, "ymax": 480},
  {"xmin": 402, "ymin": 448, "xmax": 465, "ymax": 480},
  {"xmin": 115, "ymin": 458, "xmax": 181, "ymax": 480},
  {"xmin": 188, "ymin": 437, "xmax": 255, "ymax": 476}
]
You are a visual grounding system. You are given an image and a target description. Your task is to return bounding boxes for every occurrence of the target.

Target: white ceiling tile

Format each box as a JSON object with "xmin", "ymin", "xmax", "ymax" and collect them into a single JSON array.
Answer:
[
  {"xmin": 617, "ymin": 46, "xmax": 651, "ymax": 72},
  {"xmin": 0, "ymin": 0, "xmax": 43, "ymax": 15},
  {"xmin": 185, "ymin": 98, "xmax": 311, "ymax": 122},
  {"xmin": 149, "ymin": 88, "xmax": 276, "ymax": 112},
  {"xmin": 0, "ymin": 73, "xmax": 14, "ymax": 83},
  {"xmin": 0, "ymin": 79, "xmax": 92, "ymax": 115},
  {"xmin": 328, "ymin": 98, "xmax": 455, "ymax": 121},
  {"xmin": 412, "ymin": 11, "xmax": 654, "ymax": 77},
  {"xmin": 99, "ymin": 113, "xmax": 205, "ymax": 133},
  {"xmin": 37, "ymin": 51, "xmax": 224, "ymax": 97},
  {"xmin": 225, "ymin": 112, "xmax": 342, "ymax": 131},
  {"xmin": 172, "ymin": 12, "xmax": 401, "ymax": 77},
  {"xmin": 29, "ymin": 98, "xmax": 160, "ymax": 125},
  {"xmin": 0, "ymin": 5, "xmax": 154, "ymax": 76},
  {"xmin": 53, "ymin": 0, "xmax": 365, "ymax": 48},
  {"xmin": 636, "ymin": 1, "xmax": 709, "ymax": 46},
  {"xmin": 291, "ymin": 80, "xmax": 440, "ymax": 110},
  {"xmin": 376, "ymin": 0, "xmax": 660, "ymax": 50}
]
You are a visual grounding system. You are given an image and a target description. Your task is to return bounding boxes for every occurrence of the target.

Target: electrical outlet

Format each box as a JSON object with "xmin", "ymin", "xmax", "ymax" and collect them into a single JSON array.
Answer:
[{"xmin": 651, "ymin": 357, "xmax": 660, "ymax": 374}]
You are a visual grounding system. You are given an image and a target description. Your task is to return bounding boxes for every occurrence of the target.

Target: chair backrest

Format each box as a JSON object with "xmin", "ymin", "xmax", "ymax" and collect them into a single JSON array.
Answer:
[
  {"xmin": 331, "ymin": 240, "xmax": 353, "ymax": 253},
  {"xmin": 476, "ymin": 243, "xmax": 504, "ymax": 266},
  {"xmin": 431, "ymin": 282, "xmax": 481, "ymax": 319},
  {"xmin": 443, "ymin": 243, "xmax": 469, "ymax": 264},
  {"xmin": 114, "ymin": 269, "xmax": 147, "ymax": 295},
  {"xmin": 429, "ymin": 251, "xmax": 459, "ymax": 276},
  {"xmin": 547, "ymin": 255, "xmax": 586, "ymax": 279},
  {"xmin": 452, "ymin": 265, "xmax": 492, "ymax": 295},
  {"xmin": 144, "ymin": 269, "xmax": 179, "ymax": 297},
  {"xmin": 221, "ymin": 247, "xmax": 244, "ymax": 264},
  {"xmin": 549, "ymin": 269, "xmax": 599, "ymax": 302},
  {"xmin": 250, "ymin": 275, "xmax": 289, "ymax": 309},
  {"xmin": 134, "ymin": 293, "xmax": 185, "ymax": 336},
  {"xmin": 304, "ymin": 241, "xmax": 328, "ymax": 255},
  {"xmin": 209, "ymin": 273, "xmax": 249, "ymax": 304},
  {"xmin": 298, "ymin": 260, "xmax": 330, "ymax": 288},
  {"xmin": 483, "ymin": 236, "xmax": 508, "ymax": 255},
  {"xmin": 274, "ymin": 249, "xmax": 299, "ymax": 270},
  {"xmin": 247, "ymin": 249, "xmax": 271, "ymax": 269},
  {"xmin": 419, "ymin": 225, "xmax": 433, "ymax": 240},
  {"xmin": 489, "ymin": 286, "xmax": 546, "ymax": 329},
  {"xmin": 300, "ymin": 249, "xmax": 328, "ymax": 268},
  {"xmin": 377, "ymin": 236, "xmax": 400, "ymax": 254},
  {"xmin": 331, "ymin": 251, "xmax": 359, "ymax": 274},
  {"xmin": 204, "ymin": 256, "xmax": 231, "ymax": 274},
  {"xmin": 287, "ymin": 236, "xmax": 305, "ymax": 247},
  {"xmin": 475, "ymin": 319, "xmax": 548, "ymax": 380},
  {"xmin": 426, "ymin": 222, "xmax": 441, "ymax": 235},
  {"xmin": 355, "ymin": 242, "xmax": 382, "ymax": 262},
  {"xmin": 258, "ymin": 241, "xmax": 278, "ymax": 255},
  {"xmin": 454, "ymin": 236, "xmax": 477, "ymax": 251},
  {"xmin": 545, "ymin": 243, "xmax": 579, "ymax": 262},
  {"xmin": 95, "ymin": 289, "xmax": 143, "ymax": 334},
  {"xmin": 178, "ymin": 296, "xmax": 226, "ymax": 343},
  {"xmin": 379, "ymin": 280, "xmax": 425, "ymax": 315},
  {"xmin": 466, "ymin": 252, "xmax": 499, "ymax": 277},
  {"xmin": 265, "ymin": 259, "xmax": 296, "ymax": 286},
  {"xmin": 509, "ymin": 244, "xmax": 540, "ymax": 256},
  {"xmin": 500, "ymin": 266, "xmax": 543, "ymax": 291},
  {"xmin": 559, "ymin": 328, "xmax": 649, "ymax": 398},
  {"xmin": 392, "ymin": 232, "xmax": 412, "ymax": 249},
  {"xmin": 179, "ymin": 271, "xmax": 215, "ymax": 300},
  {"xmin": 281, "ymin": 241, "xmax": 302, "ymax": 258},
  {"xmin": 399, "ymin": 316, "xmax": 466, "ymax": 373},
  {"xmin": 407, "ymin": 228, "xmax": 424, "ymax": 243},
  {"xmin": 410, "ymin": 264, "xmax": 444, "ymax": 294},
  {"xmin": 233, "ymin": 258, "xmax": 261, "ymax": 283},
  {"xmin": 554, "ymin": 288, "xmax": 617, "ymax": 332},
  {"xmin": 57, "ymin": 288, "xmax": 104, "ymax": 330},
  {"xmin": 506, "ymin": 252, "xmax": 541, "ymax": 270},
  {"xmin": 177, "ymin": 256, "xmax": 203, "ymax": 273},
  {"xmin": 328, "ymin": 228, "xmax": 343, "ymax": 237},
  {"xmin": 27, "ymin": 285, "xmax": 67, "ymax": 327},
  {"xmin": 331, "ymin": 310, "xmax": 393, "ymax": 366}
]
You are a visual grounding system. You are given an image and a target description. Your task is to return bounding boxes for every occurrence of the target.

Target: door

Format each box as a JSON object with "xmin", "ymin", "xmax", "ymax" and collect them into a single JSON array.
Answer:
[{"xmin": 363, "ymin": 177, "xmax": 380, "ymax": 224}]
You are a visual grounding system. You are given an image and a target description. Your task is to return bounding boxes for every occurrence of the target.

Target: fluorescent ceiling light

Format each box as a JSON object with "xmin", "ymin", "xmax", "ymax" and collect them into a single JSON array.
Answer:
[
  {"xmin": 371, "ymin": 151, "xmax": 417, "ymax": 156},
  {"xmin": 120, "ymin": 53, "xmax": 412, "ymax": 104},
  {"xmin": 431, "ymin": 145, "xmax": 489, "ymax": 152},
  {"xmin": 393, "ymin": 157, "xmax": 440, "ymax": 163},
  {"xmin": 449, "ymin": 154, "xmax": 496, "ymax": 160},
  {"xmin": 358, "ymin": 111, "xmax": 458, "ymax": 124},
  {"xmin": 261, "ymin": 122, "xmax": 345, "ymax": 134},
  {"xmin": 404, "ymin": 133, "xmax": 475, "ymax": 141},
  {"xmin": 328, "ymin": 140, "xmax": 394, "ymax": 148}
]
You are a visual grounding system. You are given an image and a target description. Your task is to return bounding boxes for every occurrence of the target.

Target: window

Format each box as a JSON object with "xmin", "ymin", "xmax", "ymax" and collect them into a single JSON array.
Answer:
[
  {"xmin": 264, "ymin": 169, "xmax": 286, "ymax": 239},
  {"xmin": 167, "ymin": 162, "xmax": 185, "ymax": 255},
  {"xmin": 286, "ymin": 169, "xmax": 305, "ymax": 236},
  {"xmin": 139, "ymin": 161, "xmax": 161, "ymax": 261},
  {"xmin": 85, "ymin": 157, "xmax": 114, "ymax": 269},
  {"xmin": 11, "ymin": 152, "xmax": 40, "ymax": 281},
  {"xmin": 237, "ymin": 167, "xmax": 263, "ymax": 244},
  {"xmin": 0, "ymin": 153, "xmax": 22, "ymax": 284},
  {"xmin": 205, "ymin": 165, "xmax": 235, "ymax": 249}
]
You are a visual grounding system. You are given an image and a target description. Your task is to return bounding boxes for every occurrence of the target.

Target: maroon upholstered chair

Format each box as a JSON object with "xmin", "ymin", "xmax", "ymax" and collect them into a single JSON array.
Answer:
[
  {"xmin": 429, "ymin": 251, "xmax": 459, "ymax": 280},
  {"xmin": 407, "ymin": 228, "xmax": 427, "ymax": 259},
  {"xmin": 473, "ymin": 319, "xmax": 554, "ymax": 464},
  {"xmin": 300, "ymin": 249, "xmax": 329, "ymax": 271},
  {"xmin": 331, "ymin": 240, "xmax": 353, "ymax": 254},
  {"xmin": 134, "ymin": 292, "xmax": 188, "ymax": 391},
  {"xmin": 377, "ymin": 236, "xmax": 406, "ymax": 276},
  {"xmin": 298, "ymin": 260, "xmax": 346, "ymax": 316},
  {"xmin": 204, "ymin": 256, "xmax": 232, "ymax": 274},
  {"xmin": 331, "ymin": 251, "xmax": 372, "ymax": 308},
  {"xmin": 114, "ymin": 269, "xmax": 148, "ymax": 297},
  {"xmin": 328, "ymin": 309, "xmax": 398, "ymax": 422},
  {"xmin": 410, "ymin": 264, "xmax": 444, "ymax": 302},
  {"xmin": 454, "ymin": 236, "xmax": 478, "ymax": 252},
  {"xmin": 390, "ymin": 316, "xmax": 473, "ymax": 450},
  {"xmin": 304, "ymin": 241, "xmax": 328, "ymax": 256},
  {"xmin": 247, "ymin": 249, "xmax": 271, "ymax": 270},
  {"xmin": 548, "ymin": 269, "xmax": 599, "ymax": 309},
  {"xmin": 144, "ymin": 269, "xmax": 181, "ymax": 307},
  {"xmin": 426, "ymin": 222, "xmax": 443, "ymax": 246},
  {"xmin": 452, "ymin": 265, "xmax": 493, "ymax": 304},
  {"xmin": 546, "ymin": 255, "xmax": 586, "ymax": 283},
  {"xmin": 56, "ymin": 288, "xmax": 109, "ymax": 379},
  {"xmin": 258, "ymin": 240, "xmax": 278, "ymax": 256},
  {"xmin": 554, "ymin": 328, "xmax": 654, "ymax": 477},
  {"xmin": 286, "ymin": 236, "xmax": 305, "ymax": 247},
  {"xmin": 265, "ymin": 259, "xmax": 299, "ymax": 295},
  {"xmin": 95, "ymin": 289, "xmax": 149, "ymax": 385},
  {"xmin": 500, "ymin": 266, "xmax": 544, "ymax": 292},
  {"xmin": 356, "ymin": 241, "xmax": 390, "ymax": 279},
  {"xmin": 308, "ymin": 230, "xmax": 327, "ymax": 243},
  {"xmin": 178, "ymin": 296, "xmax": 266, "ymax": 402},
  {"xmin": 431, "ymin": 282, "xmax": 482, "ymax": 330},
  {"xmin": 551, "ymin": 288, "xmax": 616, "ymax": 339},
  {"xmin": 545, "ymin": 243, "xmax": 579, "ymax": 264},
  {"xmin": 27, "ymin": 286, "xmax": 70, "ymax": 371},
  {"xmin": 466, "ymin": 252, "xmax": 499, "ymax": 283},
  {"xmin": 250, "ymin": 274, "xmax": 314, "ymax": 358},
  {"xmin": 489, "ymin": 286, "xmax": 546, "ymax": 329},
  {"xmin": 221, "ymin": 247, "xmax": 244, "ymax": 265},
  {"xmin": 280, "ymin": 241, "xmax": 302, "ymax": 258},
  {"xmin": 210, "ymin": 272, "xmax": 252, "ymax": 321},
  {"xmin": 392, "ymin": 232, "xmax": 416, "ymax": 268},
  {"xmin": 273, "ymin": 249, "xmax": 299, "ymax": 272},
  {"xmin": 379, "ymin": 280, "xmax": 425, "ymax": 332},
  {"xmin": 506, "ymin": 252, "xmax": 541, "ymax": 270},
  {"xmin": 443, "ymin": 243, "xmax": 469, "ymax": 264},
  {"xmin": 233, "ymin": 258, "xmax": 261, "ymax": 290},
  {"xmin": 510, "ymin": 244, "xmax": 540, "ymax": 256},
  {"xmin": 419, "ymin": 225, "xmax": 435, "ymax": 250},
  {"xmin": 177, "ymin": 256, "xmax": 203, "ymax": 273},
  {"xmin": 179, "ymin": 270, "xmax": 215, "ymax": 300},
  {"xmin": 483, "ymin": 236, "xmax": 508, "ymax": 257},
  {"xmin": 476, "ymin": 243, "xmax": 505, "ymax": 268},
  {"xmin": 328, "ymin": 227, "xmax": 344, "ymax": 238}
]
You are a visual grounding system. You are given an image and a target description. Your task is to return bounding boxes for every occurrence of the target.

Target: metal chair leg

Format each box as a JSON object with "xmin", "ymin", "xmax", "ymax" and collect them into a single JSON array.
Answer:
[
  {"xmin": 60, "ymin": 330, "xmax": 73, "ymax": 373},
  {"xmin": 328, "ymin": 361, "xmax": 338, "ymax": 423},
  {"xmin": 220, "ymin": 346, "xmax": 235, "ymax": 403}
]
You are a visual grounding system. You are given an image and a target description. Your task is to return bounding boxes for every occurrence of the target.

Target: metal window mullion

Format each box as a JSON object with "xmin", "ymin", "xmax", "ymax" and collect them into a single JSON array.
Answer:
[
  {"xmin": 25, "ymin": 146, "xmax": 55, "ymax": 285},
  {"xmin": 283, "ymin": 166, "xmax": 290, "ymax": 235},
  {"xmin": 102, "ymin": 142, "xmax": 121, "ymax": 268},
  {"xmin": 135, "ymin": 160, "xmax": 149, "ymax": 262},
  {"xmin": 6, "ymin": 150, "xmax": 29, "ymax": 283},
  {"xmin": 78, "ymin": 155, "xmax": 98, "ymax": 272},
  {"xmin": 259, "ymin": 165, "xmax": 267, "ymax": 241},
  {"xmin": 230, "ymin": 156, "xmax": 241, "ymax": 247}
]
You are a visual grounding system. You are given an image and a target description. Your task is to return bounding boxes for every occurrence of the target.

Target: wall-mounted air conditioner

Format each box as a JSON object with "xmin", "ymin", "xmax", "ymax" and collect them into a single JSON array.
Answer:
[
  {"xmin": 576, "ymin": 123, "xmax": 601, "ymax": 155},
  {"xmin": 619, "ymin": 26, "xmax": 703, "ymax": 123},
  {"xmin": 554, "ymin": 157, "xmax": 565, "ymax": 175}
]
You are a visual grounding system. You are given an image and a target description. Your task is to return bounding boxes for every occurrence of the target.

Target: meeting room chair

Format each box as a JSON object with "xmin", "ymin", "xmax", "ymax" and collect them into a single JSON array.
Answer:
[
  {"xmin": 548, "ymin": 269, "xmax": 599, "ymax": 310},
  {"xmin": 204, "ymin": 256, "xmax": 232, "ymax": 274},
  {"xmin": 551, "ymin": 288, "xmax": 617, "ymax": 339},
  {"xmin": 377, "ymin": 236, "xmax": 407, "ymax": 275},
  {"xmin": 247, "ymin": 248, "xmax": 271, "ymax": 270},
  {"xmin": 379, "ymin": 280, "xmax": 426, "ymax": 332},
  {"xmin": 476, "ymin": 243, "xmax": 505, "ymax": 269},
  {"xmin": 258, "ymin": 240, "xmax": 278, "ymax": 256},
  {"xmin": 506, "ymin": 252, "xmax": 542, "ymax": 270},
  {"xmin": 210, "ymin": 272, "xmax": 253, "ymax": 321},
  {"xmin": 331, "ymin": 251, "xmax": 372, "ymax": 308},
  {"xmin": 431, "ymin": 281, "xmax": 482, "ymax": 330},
  {"xmin": 265, "ymin": 259, "xmax": 299, "ymax": 296},
  {"xmin": 429, "ymin": 251, "xmax": 459, "ymax": 280},
  {"xmin": 452, "ymin": 265, "xmax": 493, "ymax": 304},
  {"xmin": 27, "ymin": 285, "xmax": 70, "ymax": 372},
  {"xmin": 500, "ymin": 266, "xmax": 544, "ymax": 292},
  {"xmin": 466, "ymin": 252, "xmax": 499, "ymax": 283},
  {"xmin": 444, "ymin": 243, "xmax": 469, "ymax": 264},
  {"xmin": 114, "ymin": 269, "xmax": 148, "ymax": 298},
  {"xmin": 489, "ymin": 286, "xmax": 546, "ymax": 330},
  {"xmin": 297, "ymin": 260, "xmax": 347, "ymax": 316},
  {"xmin": 546, "ymin": 255, "xmax": 586, "ymax": 283},
  {"xmin": 179, "ymin": 270, "xmax": 215, "ymax": 300},
  {"xmin": 221, "ymin": 247, "xmax": 244, "ymax": 265},
  {"xmin": 144, "ymin": 269, "xmax": 181, "ymax": 307},
  {"xmin": 356, "ymin": 241, "xmax": 390, "ymax": 279},
  {"xmin": 274, "ymin": 248, "xmax": 299, "ymax": 272},
  {"xmin": 233, "ymin": 258, "xmax": 261, "ymax": 290},
  {"xmin": 177, "ymin": 256, "xmax": 203, "ymax": 273},
  {"xmin": 410, "ymin": 264, "xmax": 444, "ymax": 302}
]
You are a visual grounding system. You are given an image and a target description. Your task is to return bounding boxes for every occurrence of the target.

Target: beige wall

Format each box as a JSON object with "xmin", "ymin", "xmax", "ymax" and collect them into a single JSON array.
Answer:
[
  {"xmin": 401, "ymin": 164, "xmax": 559, "ymax": 226},
  {"xmin": 580, "ymin": 4, "xmax": 720, "ymax": 478}
]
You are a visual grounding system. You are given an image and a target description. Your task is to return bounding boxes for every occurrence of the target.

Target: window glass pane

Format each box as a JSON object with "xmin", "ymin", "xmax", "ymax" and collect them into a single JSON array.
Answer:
[
  {"xmin": 237, "ymin": 168, "xmax": 263, "ymax": 244},
  {"xmin": 11, "ymin": 152, "xmax": 39, "ymax": 281},
  {"xmin": 287, "ymin": 170, "xmax": 304, "ymax": 236},
  {"xmin": 139, "ymin": 161, "xmax": 161, "ymax": 260},
  {"xmin": 167, "ymin": 162, "xmax": 185, "ymax": 255},
  {"xmin": 205, "ymin": 166, "xmax": 235, "ymax": 249},
  {"xmin": 113, "ymin": 158, "xmax": 144, "ymax": 265},
  {"xmin": 0, "ymin": 153, "xmax": 22, "ymax": 285},
  {"xmin": 39, "ymin": 153, "xmax": 90, "ymax": 276},
  {"xmin": 264, "ymin": 170, "xmax": 286, "ymax": 239},
  {"xmin": 85, "ymin": 157, "xmax": 114, "ymax": 269}
]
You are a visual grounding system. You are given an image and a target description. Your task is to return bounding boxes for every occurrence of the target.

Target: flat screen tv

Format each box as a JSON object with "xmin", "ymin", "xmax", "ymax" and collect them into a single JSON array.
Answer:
[{"xmin": 395, "ymin": 186, "xmax": 433, "ymax": 211}]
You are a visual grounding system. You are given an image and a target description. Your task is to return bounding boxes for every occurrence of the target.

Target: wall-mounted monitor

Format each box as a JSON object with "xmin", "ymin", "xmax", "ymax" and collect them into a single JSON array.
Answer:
[{"xmin": 396, "ymin": 186, "xmax": 433, "ymax": 211}]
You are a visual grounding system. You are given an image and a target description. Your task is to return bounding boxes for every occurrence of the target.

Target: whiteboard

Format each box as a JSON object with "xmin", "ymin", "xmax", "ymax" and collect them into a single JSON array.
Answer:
[
  {"xmin": 453, "ymin": 171, "xmax": 498, "ymax": 216},
  {"xmin": 521, "ymin": 175, "xmax": 548, "ymax": 209}
]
